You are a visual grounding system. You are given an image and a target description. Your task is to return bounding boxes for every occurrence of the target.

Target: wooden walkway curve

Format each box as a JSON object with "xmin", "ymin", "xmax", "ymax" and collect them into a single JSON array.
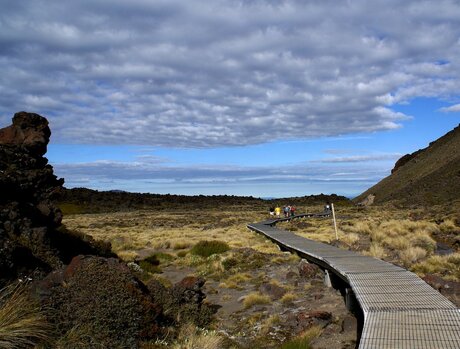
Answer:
[{"xmin": 248, "ymin": 213, "xmax": 460, "ymax": 349}]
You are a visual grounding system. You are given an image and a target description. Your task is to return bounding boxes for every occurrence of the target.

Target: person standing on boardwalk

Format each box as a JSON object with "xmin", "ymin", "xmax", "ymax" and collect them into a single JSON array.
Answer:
[
  {"xmin": 269, "ymin": 207, "xmax": 275, "ymax": 217},
  {"xmin": 290, "ymin": 205, "xmax": 296, "ymax": 217},
  {"xmin": 275, "ymin": 206, "xmax": 281, "ymax": 218}
]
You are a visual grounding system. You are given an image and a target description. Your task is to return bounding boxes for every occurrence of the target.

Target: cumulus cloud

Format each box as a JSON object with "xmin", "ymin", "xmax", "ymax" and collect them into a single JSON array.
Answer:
[
  {"xmin": 1, "ymin": 0, "xmax": 460, "ymax": 147},
  {"xmin": 439, "ymin": 103, "xmax": 460, "ymax": 113}
]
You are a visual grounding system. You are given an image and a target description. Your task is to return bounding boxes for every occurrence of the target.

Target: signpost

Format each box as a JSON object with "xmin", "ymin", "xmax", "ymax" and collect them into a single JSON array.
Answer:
[{"xmin": 331, "ymin": 203, "xmax": 339, "ymax": 240}]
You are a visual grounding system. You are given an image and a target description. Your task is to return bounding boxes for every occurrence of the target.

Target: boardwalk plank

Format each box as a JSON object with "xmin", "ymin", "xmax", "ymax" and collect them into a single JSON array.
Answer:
[{"xmin": 248, "ymin": 214, "xmax": 460, "ymax": 349}]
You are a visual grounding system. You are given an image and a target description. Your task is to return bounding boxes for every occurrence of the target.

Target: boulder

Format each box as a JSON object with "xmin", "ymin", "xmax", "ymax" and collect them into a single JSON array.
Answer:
[
  {"xmin": 36, "ymin": 255, "xmax": 162, "ymax": 347},
  {"xmin": 298, "ymin": 259, "xmax": 321, "ymax": 279},
  {"xmin": 259, "ymin": 282, "xmax": 287, "ymax": 300}
]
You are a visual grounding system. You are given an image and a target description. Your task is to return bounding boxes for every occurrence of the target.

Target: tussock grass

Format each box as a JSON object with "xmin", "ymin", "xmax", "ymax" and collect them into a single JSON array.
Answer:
[
  {"xmin": 412, "ymin": 253, "xmax": 460, "ymax": 281},
  {"xmin": 173, "ymin": 241, "xmax": 192, "ymax": 250},
  {"xmin": 280, "ymin": 325, "xmax": 322, "ymax": 349},
  {"xmin": 171, "ymin": 324, "xmax": 223, "ymax": 349},
  {"xmin": 399, "ymin": 247, "xmax": 427, "ymax": 267},
  {"xmin": 190, "ymin": 240, "xmax": 230, "ymax": 258},
  {"xmin": 364, "ymin": 243, "xmax": 387, "ymax": 259},
  {"xmin": 243, "ymin": 292, "xmax": 271, "ymax": 309},
  {"xmin": 280, "ymin": 292, "xmax": 298, "ymax": 304},
  {"xmin": 219, "ymin": 273, "xmax": 252, "ymax": 289},
  {"xmin": 340, "ymin": 232, "xmax": 360, "ymax": 246},
  {"xmin": 0, "ymin": 285, "xmax": 51, "ymax": 349},
  {"xmin": 439, "ymin": 219, "xmax": 459, "ymax": 233},
  {"xmin": 347, "ymin": 221, "xmax": 375, "ymax": 235}
]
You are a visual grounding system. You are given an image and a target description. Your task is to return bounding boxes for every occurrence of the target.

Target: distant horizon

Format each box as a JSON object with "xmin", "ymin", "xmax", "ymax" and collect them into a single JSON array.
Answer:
[
  {"xmin": 61, "ymin": 185, "xmax": 354, "ymax": 200},
  {"xmin": 2, "ymin": 1, "xmax": 460, "ymax": 197}
]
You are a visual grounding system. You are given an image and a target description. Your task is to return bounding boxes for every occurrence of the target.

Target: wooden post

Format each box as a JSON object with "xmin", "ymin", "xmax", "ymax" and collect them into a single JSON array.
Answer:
[{"xmin": 332, "ymin": 203, "xmax": 339, "ymax": 240}]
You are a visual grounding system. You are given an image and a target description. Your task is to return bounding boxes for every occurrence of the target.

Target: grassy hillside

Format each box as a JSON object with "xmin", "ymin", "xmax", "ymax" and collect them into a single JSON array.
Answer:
[{"xmin": 355, "ymin": 124, "xmax": 460, "ymax": 205}]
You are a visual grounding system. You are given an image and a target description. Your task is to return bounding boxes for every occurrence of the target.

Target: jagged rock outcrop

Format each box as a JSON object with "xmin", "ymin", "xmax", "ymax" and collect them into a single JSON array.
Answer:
[
  {"xmin": 0, "ymin": 112, "xmax": 112, "ymax": 286},
  {"xmin": 1, "ymin": 112, "xmax": 218, "ymax": 347}
]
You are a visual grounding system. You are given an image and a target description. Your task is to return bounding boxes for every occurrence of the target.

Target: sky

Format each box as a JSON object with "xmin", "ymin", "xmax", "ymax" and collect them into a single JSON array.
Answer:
[{"xmin": 1, "ymin": 0, "xmax": 460, "ymax": 198}]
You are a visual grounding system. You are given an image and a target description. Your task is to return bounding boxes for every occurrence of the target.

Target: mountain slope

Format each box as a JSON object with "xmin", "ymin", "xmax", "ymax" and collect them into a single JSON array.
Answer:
[{"xmin": 354, "ymin": 124, "xmax": 460, "ymax": 205}]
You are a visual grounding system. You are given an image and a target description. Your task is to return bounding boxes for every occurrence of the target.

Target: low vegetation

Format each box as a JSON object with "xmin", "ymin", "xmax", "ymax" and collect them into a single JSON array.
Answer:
[
  {"xmin": 190, "ymin": 240, "xmax": 230, "ymax": 258},
  {"xmin": 60, "ymin": 196, "xmax": 460, "ymax": 347},
  {"xmin": 0, "ymin": 284, "xmax": 50, "ymax": 349},
  {"xmin": 280, "ymin": 326, "xmax": 322, "ymax": 349}
]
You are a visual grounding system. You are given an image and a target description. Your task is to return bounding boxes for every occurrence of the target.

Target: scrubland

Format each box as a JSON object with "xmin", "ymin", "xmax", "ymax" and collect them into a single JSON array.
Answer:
[
  {"xmin": 62, "ymin": 203, "xmax": 356, "ymax": 348},
  {"xmin": 57, "ymin": 199, "xmax": 460, "ymax": 348}
]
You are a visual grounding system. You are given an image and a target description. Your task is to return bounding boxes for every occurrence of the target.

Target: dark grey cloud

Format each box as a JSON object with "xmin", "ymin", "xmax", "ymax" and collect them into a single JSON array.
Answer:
[{"xmin": 1, "ymin": 0, "xmax": 460, "ymax": 147}]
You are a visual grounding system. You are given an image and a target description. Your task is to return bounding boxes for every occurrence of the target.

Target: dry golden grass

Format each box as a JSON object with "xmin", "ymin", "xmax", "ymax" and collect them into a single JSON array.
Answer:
[
  {"xmin": 364, "ymin": 243, "xmax": 387, "ymax": 259},
  {"xmin": 280, "ymin": 292, "xmax": 298, "ymax": 304},
  {"xmin": 412, "ymin": 253, "xmax": 460, "ymax": 281},
  {"xmin": 62, "ymin": 202, "xmax": 460, "ymax": 285},
  {"xmin": 171, "ymin": 324, "xmax": 223, "ymax": 349},
  {"xmin": 399, "ymin": 247, "xmax": 427, "ymax": 267},
  {"xmin": 439, "ymin": 219, "xmax": 459, "ymax": 233},
  {"xmin": 243, "ymin": 292, "xmax": 271, "ymax": 309},
  {"xmin": 0, "ymin": 285, "xmax": 51, "ymax": 349},
  {"xmin": 63, "ymin": 208, "xmax": 282, "ymax": 266},
  {"xmin": 280, "ymin": 325, "xmax": 322, "ymax": 349},
  {"xmin": 219, "ymin": 273, "xmax": 252, "ymax": 289}
]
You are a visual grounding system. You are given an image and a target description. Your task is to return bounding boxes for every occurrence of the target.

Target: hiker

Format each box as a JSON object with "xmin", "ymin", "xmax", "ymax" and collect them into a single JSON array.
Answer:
[
  {"xmin": 284, "ymin": 205, "xmax": 290, "ymax": 218},
  {"xmin": 290, "ymin": 205, "xmax": 296, "ymax": 216},
  {"xmin": 275, "ymin": 206, "xmax": 281, "ymax": 218},
  {"xmin": 269, "ymin": 207, "xmax": 275, "ymax": 217},
  {"xmin": 324, "ymin": 202, "xmax": 331, "ymax": 214}
]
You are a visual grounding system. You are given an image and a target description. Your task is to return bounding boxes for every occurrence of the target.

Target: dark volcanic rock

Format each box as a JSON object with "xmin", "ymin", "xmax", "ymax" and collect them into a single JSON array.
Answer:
[
  {"xmin": 146, "ymin": 276, "xmax": 217, "ymax": 327},
  {"xmin": 259, "ymin": 282, "xmax": 287, "ymax": 300},
  {"xmin": 298, "ymin": 259, "xmax": 322, "ymax": 279},
  {"xmin": 0, "ymin": 112, "xmax": 112, "ymax": 286},
  {"xmin": 422, "ymin": 274, "xmax": 460, "ymax": 306}
]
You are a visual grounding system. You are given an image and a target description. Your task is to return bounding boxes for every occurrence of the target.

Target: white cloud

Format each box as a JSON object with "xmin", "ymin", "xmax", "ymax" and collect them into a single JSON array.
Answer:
[
  {"xmin": 313, "ymin": 153, "xmax": 402, "ymax": 163},
  {"xmin": 1, "ymin": 0, "xmax": 460, "ymax": 147},
  {"xmin": 439, "ymin": 103, "xmax": 460, "ymax": 113}
]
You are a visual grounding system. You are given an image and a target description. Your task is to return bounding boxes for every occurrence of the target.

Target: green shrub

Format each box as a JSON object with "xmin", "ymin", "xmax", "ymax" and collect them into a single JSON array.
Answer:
[
  {"xmin": 190, "ymin": 241, "xmax": 230, "ymax": 258},
  {"xmin": 222, "ymin": 257, "xmax": 238, "ymax": 270},
  {"xmin": 280, "ymin": 337, "xmax": 311, "ymax": 349}
]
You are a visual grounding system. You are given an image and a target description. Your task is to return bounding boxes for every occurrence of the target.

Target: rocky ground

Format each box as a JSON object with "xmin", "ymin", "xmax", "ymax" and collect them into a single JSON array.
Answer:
[{"xmin": 160, "ymin": 253, "xmax": 357, "ymax": 349}]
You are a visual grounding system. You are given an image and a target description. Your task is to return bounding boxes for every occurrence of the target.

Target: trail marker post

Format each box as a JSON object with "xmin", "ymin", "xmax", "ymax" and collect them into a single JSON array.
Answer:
[{"xmin": 331, "ymin": 203, "xmax": 338, "ymax": 240}]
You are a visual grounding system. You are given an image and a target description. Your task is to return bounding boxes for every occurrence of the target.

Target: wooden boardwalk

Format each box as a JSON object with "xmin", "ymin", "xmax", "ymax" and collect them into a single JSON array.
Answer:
[{"xmin": 248, "ymin": 213, "xmax": 460, "ymax": 349}]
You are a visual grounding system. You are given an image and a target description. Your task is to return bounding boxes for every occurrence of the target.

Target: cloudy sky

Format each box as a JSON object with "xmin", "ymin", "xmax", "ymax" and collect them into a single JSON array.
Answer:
[{"xmin": 1, "ymin": 0, "xmax": 460, "ymax": 197}]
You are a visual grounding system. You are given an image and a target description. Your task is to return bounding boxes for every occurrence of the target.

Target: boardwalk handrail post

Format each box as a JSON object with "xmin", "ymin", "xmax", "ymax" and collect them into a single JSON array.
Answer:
[{"xmin": 331, "ymin": 203, "xmax": 338, "ymax": 240}]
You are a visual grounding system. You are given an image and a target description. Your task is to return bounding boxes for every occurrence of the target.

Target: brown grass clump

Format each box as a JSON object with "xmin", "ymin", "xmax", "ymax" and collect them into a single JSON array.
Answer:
[
  {"xmin": 0, "ymin": 285, "xmax": 51, "ymax": 349},
  {"xmin": 171, "ymin": 324, "xmax": 223, "ymax": 349},
  {"xmin": 439, "ymin": 219, "xmax": 459, "ymax": 233},
  {"xmin": 173, "ymin": 241, "xmax": 192, "ymax": 250},
  {"xmin": 243, "ymin": 292, "xmax": 271, "ymax": 309},
  {"xmin": 280, "ymin": 325, "xmax": 322, "ymax": 349},
  {"xmin": 219, "ymin": 273, "xmax": 252, "ymax": 289},
  {"xmin": 412, "ymin": 253, "xmax": 460, "ymax": 281},
  {"xmin": 364, "ymin": 243, "xmax": 387, "ymax": 259},
  {"xmin": 399, "ymin": 247, "xmax": 427, "ymax": 268},
  {"xmin": 280, "ymin": 292, "xmax": 298, "ymax": 305}
]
